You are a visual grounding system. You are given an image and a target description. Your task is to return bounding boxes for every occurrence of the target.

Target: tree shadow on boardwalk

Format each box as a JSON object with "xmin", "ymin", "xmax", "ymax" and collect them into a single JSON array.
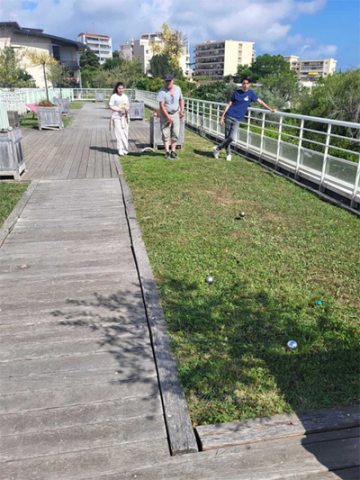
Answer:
[
  {"xmin": 51, "ymin": 287, "xmax": 161, "ymax": 400},
  {"xmin": 158, "ymin": 276, "xmax": 359, "ymax": 477}
]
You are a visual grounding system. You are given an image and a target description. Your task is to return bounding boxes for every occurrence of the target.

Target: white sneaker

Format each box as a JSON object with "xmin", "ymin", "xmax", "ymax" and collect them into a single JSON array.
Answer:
[
  {"xmin": 226, "ymin": 154, "xmax": 232, "ymax": 161},
  {"xmin": 212, "ymin": 147, "xmax": 219, "ymax": 159},
  {"xmin": 118, "ymin": 150, "xmax": 124, "ymax": 156}
]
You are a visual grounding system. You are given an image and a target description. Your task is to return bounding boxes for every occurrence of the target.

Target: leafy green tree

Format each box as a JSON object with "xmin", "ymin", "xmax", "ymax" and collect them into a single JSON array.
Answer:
[
  {"xmin": 47, "ymin": 63, "xmax": 72, "ymax": 87},
  {"xmin": 102, "ymin": 56, "xmax": 125, "ymax": 71},
  {"xmin": 297, "ymin": 68, "xmax": 360, "ymax": 144},
  {"xmin": 0, "ymin": 46, "xmax": 34, "ymax": 87},
  {"xmin": 241, "ymin": 54, "xmax": 299, "ymax": 108},
  {"xmin": 150, "ymin": 54, "xmax": 171, "ymax": 78},
  {"xmin": 192, "ymin": 81, "xmax": 235, "ymax": 103},
  {"xmin": 251, "ymin": 54, "xmax": 291, "ymax": 79},
  {"xmin": 80, "ymin": 48, "xmax": 100, "ymax": 69},
  {"xmin": 234, "ymin": 65, "xmax": 253, "ymax": 82},
  {"xmin": 93, "ymin": 59, "xmax": 143, "ymax": 88},
  {"xmin": 135, "ymin": 77, "xmax": 164, "ymax": 92}
]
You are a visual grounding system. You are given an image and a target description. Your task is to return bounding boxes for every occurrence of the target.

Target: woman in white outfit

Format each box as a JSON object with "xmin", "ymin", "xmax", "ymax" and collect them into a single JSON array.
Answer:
[{"xmin": 109, "ymin": 82, "xmax": 130, "ymax": 156}]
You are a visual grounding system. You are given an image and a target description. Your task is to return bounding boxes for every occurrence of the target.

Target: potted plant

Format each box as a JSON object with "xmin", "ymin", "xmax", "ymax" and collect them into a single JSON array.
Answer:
[{"xmin": 36, "ymin": 99, "xmax": 63, "ymax": 130}]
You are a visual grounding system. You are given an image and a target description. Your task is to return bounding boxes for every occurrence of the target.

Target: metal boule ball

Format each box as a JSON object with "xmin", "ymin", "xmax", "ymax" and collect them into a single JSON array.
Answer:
[
  {"xmin": 205, "ymin": 275, "xmax": 214, "ymax": 284},
  {"xmin": 287, "ymin": 340, "xmax": 298, "ymax": 350},
  {"xmin": 239, "ymin": 211, "xmax": 246, "ymax": 217}
]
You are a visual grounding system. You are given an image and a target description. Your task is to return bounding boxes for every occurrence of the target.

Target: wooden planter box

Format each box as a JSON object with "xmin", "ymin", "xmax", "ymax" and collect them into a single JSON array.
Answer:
[
  {"xmin": 53, "ymin": 98, "xmax": 70, "ymax": 115},
  {"xmin": 129, "ymin": 101, "xmax": 144, "ymax": 120},
  {"xmin": 37, "ymin": 106, "xmax": 63, "ymax": 130},
  {"xmin": 0, "ymin": 128, "xmax": 26, "ymax": 179},
  {"xmin": 150, "ymin": 115, "xmax": 184, "ymax": 149},
  {"xmin": 7, "ymin": 111, "xmax": 20, "ymax": 128}
]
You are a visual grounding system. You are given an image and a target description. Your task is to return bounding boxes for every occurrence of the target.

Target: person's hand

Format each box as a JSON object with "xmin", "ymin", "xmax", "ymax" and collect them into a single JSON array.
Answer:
[
  {"xmin": 220, "ymin": 116, "xmax": 225, "ymax": 125},
  {"xmin": 179, "ymin": 110, "xmax": 185, "ymax": 119},
  {"xmin": 167, "ymin": 117, "xmax": 173, "ymax": 125}
]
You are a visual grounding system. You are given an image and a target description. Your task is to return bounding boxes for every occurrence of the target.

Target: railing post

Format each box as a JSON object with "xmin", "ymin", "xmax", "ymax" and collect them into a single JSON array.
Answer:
[
  {"xmin": 275, "ymin": 116, "xmax": 283, "ymax": 168},
  {"xmin": 246, "ymin": 110, "xmax": 251, "ymax": 148},
  {"xmin": 319, "ymin": 123, "xmax": 332, "ymax": 191},
  {"xmin": 351, "ymin": 153, "xmax": 360, "ymax": 208},
  {"xmin": 209, "ymin": 103, "xmax": 212, "ymax": 134},
  {"xmin": 216, "ymin": 104, "xmax": 220, "ymax": 135},
  {"xmin": 295, "ymin": 118, "xmax": 304, "ymax": 178},
  {"xmin": 196, "ymin": 100, "xmax": 199, "ymax": 128},
  {"xmin": 259, "ymin": 112, "xmax": 266, "ymax": 156}
]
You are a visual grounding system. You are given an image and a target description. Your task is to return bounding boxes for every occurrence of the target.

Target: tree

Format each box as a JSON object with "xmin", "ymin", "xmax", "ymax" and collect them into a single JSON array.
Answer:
[
  {"xmin": 80, "ymin": 48, "xmax": 100, "ymax": 69},
  {"xmin": 47, "ymin": 63, "xmax": 72, "ymax": 87},
  {"xmin": 148, "ymin": 23, "xmax": 186, "ymax": 78},
  {"xmin": 25, "ymin": 49, "xmax": 58, "ymax": 100},
  {"xmin": 150, "ymin": 54, "xmax": 171, "ymax": 78},
  {"xmin": 93, "ymin": 59, "xmax": 143, "ymax": 88},
  {"xmin": 296, "ymin": 68, "xmax": 360, "ymax": 138},
  {"xmin": 251, "ymin": 54, "xmax": 291, "ymax": 80},
  {"xmin": 0, "ymin": 46, "xmax": 34, "ymax": 88},
  {"xmin": 102, "ymin": 56, "xmax": 125, "ymax": 71},
  {"xmin": 234, "ymin": 65, "xmax": 253, "ymax": 83},
  {"xmin": 242, "ymin": 54, "xmax": 299, "ymax": 108}
]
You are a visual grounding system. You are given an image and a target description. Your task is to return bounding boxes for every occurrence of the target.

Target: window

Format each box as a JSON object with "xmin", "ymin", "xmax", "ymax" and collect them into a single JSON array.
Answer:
[{"xmin": 52, "ymin": 45, "xmax": 60, "ymax": 61}]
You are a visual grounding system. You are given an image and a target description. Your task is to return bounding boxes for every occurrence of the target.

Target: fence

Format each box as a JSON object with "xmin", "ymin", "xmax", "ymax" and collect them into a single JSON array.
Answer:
[
  {"xmin": 72, "ymin": 88, "xmax": 136, "ymax": 102},
  {"xmin": 135, "ymin": 90, "xmax": 360, "ymax": 209},
  {"xmin": 1, "ymin": 87, "xmax": 359, "ymax": 209}
]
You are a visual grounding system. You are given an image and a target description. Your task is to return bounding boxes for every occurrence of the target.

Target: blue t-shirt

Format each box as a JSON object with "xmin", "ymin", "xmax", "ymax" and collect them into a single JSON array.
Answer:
[{"xmin": 226, "ymin": 89, "xmax": 258, "ymax": 121}]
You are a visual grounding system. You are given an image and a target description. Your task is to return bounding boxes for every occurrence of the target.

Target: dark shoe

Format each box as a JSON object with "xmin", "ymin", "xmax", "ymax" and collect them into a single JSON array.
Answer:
[
  {"xmin": 170, "ymin": 151, "xmax": 178, "ymax": 159},
  {"xmin": 165, "ymin": 151, "xmax": 171, "ymax": 159}
]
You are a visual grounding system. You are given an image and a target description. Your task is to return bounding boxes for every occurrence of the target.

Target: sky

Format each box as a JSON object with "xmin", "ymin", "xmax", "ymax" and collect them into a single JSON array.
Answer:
[{"xmin": 1, "ymin": 0, "xmax": 359, "ymax": 71}]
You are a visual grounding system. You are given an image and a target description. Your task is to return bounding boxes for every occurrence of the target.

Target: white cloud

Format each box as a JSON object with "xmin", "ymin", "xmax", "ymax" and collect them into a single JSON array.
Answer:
[{"xmin": 0, "ymin": 0, "xmax": 335, "ymax": 59}]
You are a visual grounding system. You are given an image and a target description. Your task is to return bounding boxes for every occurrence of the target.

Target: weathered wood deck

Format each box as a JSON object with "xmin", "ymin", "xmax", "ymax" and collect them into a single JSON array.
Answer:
[{"xmin": 0, "ymin": 103, "xmax": 359, "ymax": 479}]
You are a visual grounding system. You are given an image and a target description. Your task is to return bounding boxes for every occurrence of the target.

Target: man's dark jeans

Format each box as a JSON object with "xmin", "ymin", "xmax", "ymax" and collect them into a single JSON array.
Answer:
[{"xmin": 217, "ymin": 116, "xmax": 240, "ymax": 155}]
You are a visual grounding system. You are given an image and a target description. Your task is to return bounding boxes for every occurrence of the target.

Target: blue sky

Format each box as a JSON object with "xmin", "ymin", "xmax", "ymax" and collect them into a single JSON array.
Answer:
[{"xmin": 2, "ymin": 0, "xmax": 359, "ymax": 71}]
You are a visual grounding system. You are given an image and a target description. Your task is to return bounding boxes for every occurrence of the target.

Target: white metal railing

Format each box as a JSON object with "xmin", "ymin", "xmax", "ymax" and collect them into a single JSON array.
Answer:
[
  {"xmin": 72, "ymin": 88, "xmax": 135, "ymax": 101},
  {"xmin": 135, "ymin": 90, "xmax": 360, "ymax": 208}
]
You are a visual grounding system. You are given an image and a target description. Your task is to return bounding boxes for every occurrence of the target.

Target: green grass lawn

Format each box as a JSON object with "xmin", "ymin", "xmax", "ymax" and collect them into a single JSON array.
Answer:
[
  {"xmin": 121, "ymin": 128, "xmax": 360, "ymax": 426},
  {"xmin": 0, "ymin": 182, "xmax": 29, "ymax": 226}
]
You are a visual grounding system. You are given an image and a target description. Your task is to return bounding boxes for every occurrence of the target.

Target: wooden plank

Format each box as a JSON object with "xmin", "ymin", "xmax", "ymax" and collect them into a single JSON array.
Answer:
[
  {"xmin": 118, "ymin": 163, "xmax": 198, "ymax": 456},
  {"xmin": 0, "ymin": 439, "xmax": 170, "ymax": 480},
  {"xmin": 196, "ymin": 406, "xmax": 360, "ymax": 451},
  {"xmin": 86, "ymin": 128, "xmax": 97, "ymax": 178},
  {"xmin": 76, "ymin": 430, "xmax": 360, "ymax": 480},
  {"xmin": 0, "ymin": 394, "xmax": 162, "ymax": 436},
  {"xmin": 1, "ymin": 414, "xmax": 166, "ymax": 461},
  {"xmin": 0, "ymin": 369, "xmax": 159, "ymax": 404}
]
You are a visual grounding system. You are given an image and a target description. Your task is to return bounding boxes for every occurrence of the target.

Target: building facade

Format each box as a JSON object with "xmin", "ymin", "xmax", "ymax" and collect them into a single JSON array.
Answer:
[
  {"xmin": 119, "ymin": 32, "xmax": 191, "ymax": 78},
  {"xmin": 194, "ymin": 40, "xmax": 255, "ymax": 80},
  {"xmin": 77, "ymin": 32, "xmax": 112, "ymax": 65},
  {"xmin": 0, "ymin": 22, "xmax": 83, "ymax": 87},
  {"xmin": 283, "ymin": 55, "xmax": 337, "ymax": 83}
]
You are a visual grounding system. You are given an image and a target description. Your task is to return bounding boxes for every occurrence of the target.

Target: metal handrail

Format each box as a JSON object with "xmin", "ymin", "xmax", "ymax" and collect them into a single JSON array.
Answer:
[{"xmin": 135, "ymin": 89, "xmax": 360, "ymax": 208}]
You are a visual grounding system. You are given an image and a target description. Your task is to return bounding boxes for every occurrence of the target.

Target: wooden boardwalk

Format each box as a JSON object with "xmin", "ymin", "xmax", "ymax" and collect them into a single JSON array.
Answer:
[{"xmin": 0, "ymin": 103, "xmax": 359, "ymax": 479}]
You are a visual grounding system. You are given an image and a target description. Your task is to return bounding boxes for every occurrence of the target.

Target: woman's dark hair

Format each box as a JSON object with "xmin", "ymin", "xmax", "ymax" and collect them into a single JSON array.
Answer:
[
  {"xmin": 113, "ymin": 82, "xmax": 125, "ymax": 93},
  {"xmin": 242, "ymin": 76, "xmax": 252, "ymax": 83}
]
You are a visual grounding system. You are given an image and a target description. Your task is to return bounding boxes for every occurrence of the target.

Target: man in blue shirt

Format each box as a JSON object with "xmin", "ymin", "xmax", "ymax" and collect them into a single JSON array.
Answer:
[{"xmin": 213, "ymin": 77, "xmax": 275, "ymax": 161}]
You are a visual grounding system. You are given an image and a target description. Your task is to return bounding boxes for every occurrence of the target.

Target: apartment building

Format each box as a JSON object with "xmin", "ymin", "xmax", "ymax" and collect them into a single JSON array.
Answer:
[
  {"xmin": 194, "ymin": 40, "xmax": 255, "ymax": 80},
  {"xmin": 119, "ymin": 32, "xmax": 191, "ymax": 78},
  {"xmin": 77, "ymin": 32, "xmax": 112, "ymax": 65},
  {"xmin": 0, "ymin": 22, "xmax": 83, "ymax": 87},
  {"xmin": 283, "ymin": 55, "xmax": 337, "ymax": 82}
]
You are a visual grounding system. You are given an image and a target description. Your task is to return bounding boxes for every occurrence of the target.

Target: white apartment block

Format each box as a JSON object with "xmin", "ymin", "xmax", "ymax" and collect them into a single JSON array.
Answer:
[
  {"xmin": 195, "ymin": 40, "xmax": 255, "ymax": 80},
  {"xmin": 77, "ymin": 32, "xmax": 112, "ymax": 65},
  {"xmin": 284, "ymin": 55, "xmax": 337, "ymax": 82},
  {"xmin": 119, "ymin": 32, "xmax": 191, "ymax": 78}
]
